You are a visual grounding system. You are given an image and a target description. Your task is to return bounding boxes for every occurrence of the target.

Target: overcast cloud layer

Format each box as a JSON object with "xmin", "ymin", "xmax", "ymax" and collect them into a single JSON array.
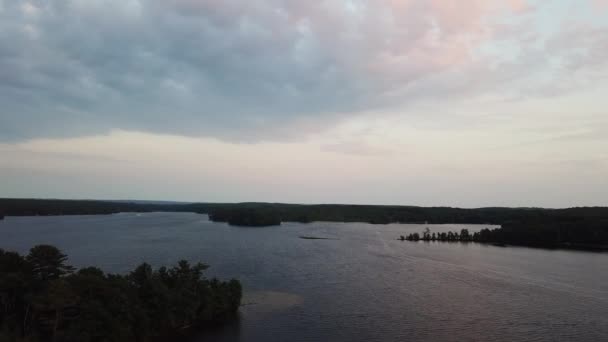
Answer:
[
  {"xmin": 1, "ymin": 0, "xmax": 608, "ymax": 206},
  {"xmin": 2, "ymin": 0, "xmax": 607, "ymax": 142}
]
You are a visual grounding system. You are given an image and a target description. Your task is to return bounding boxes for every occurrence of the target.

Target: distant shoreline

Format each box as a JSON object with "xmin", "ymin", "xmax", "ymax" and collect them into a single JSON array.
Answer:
[
  {"xmin": 1, "ymin": 199, "xmax": 607, "ymax": 253},
  {"xmin": 4, "ymin": 198, "xmax": 606, "ymax": 224}
]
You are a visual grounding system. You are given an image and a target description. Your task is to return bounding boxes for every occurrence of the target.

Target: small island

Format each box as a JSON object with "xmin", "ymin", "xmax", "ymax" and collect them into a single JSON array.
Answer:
[
  {"xmin": 299, "ymin": 236, "xmax": 338, "ymax": 240},
  {"xmin": 209, "ymin": 207, "xmax": 282, "ymax": 227},
  {"xmin": 0, "ymin": 245, "xmax": 242, "ymax": 341}
]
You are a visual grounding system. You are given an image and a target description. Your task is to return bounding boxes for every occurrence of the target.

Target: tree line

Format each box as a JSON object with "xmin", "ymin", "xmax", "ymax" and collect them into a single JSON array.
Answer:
[
  {"xmin": 4, "ymin": 198, "xmax": 608, "ymax": 227},
  {"xmin": 0, "ymin": 245, "xmax": 242, "ymax": 342},
  {"xmin": 208, "ymin": 207, "xmax": 282, "ymax": 227},
  {"xmin": 0, "ymin": 199, "xmax": 186, "ymax": 217},
  {"xmin": 2, "ymin": 199, "xmax": 607, "ymax": 247},
  {"xmin": 403, "ymin": 228, "xmax": 494, "ymax": 243},
  {"xmin": 401, "ymin": 221, "xmax": 608, "ymax": 250}
]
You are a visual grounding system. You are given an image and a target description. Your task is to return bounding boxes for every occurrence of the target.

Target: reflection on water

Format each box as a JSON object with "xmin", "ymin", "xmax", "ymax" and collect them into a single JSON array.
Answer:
[{"xmin": 1, "ymin": 213, "xmax": 607, "ymax": 342}]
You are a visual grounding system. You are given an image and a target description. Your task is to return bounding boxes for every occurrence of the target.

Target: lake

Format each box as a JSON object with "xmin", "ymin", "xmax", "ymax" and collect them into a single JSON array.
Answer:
[{"xmin": 1, "ymin": 212, "xmax": 607, "ymax": 341}]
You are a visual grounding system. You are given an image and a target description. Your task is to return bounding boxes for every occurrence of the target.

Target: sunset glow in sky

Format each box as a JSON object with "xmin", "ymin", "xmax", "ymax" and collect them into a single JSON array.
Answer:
[{"xmin": 1, "ymin": 0, "xmax": 607, "ymax": 207}]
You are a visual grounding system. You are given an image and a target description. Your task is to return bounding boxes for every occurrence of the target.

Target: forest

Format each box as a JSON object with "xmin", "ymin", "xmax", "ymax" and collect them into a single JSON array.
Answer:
[
  {"xmin": 208, "ymin": 207, "xmax": 282, "ymax": 227},
  {"xmin": 0, "ymin": 245, "xmax": 242, "ymax": 342},
  {"xmin": 402, "ymin": 220, "xmax": 608, "ymax": 250},
  {"xmin": 2, "ymin": 199, "xmax": 607, "ymax": 248},
  {"xmin": 3, "ymin": 198, "xmax": 608, "ymax": 227}
]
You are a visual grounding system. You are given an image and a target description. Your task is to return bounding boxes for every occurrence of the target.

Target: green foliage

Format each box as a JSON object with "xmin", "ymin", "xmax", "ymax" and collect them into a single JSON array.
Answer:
[{"xmin": 0, "ymin": 246, "xmax": 242, "ymax": 342}]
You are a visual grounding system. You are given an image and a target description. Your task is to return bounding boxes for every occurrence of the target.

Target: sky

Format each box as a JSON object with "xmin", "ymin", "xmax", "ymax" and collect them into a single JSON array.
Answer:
[{"xmin": 1, "ymin": 0, "xmax": 607, "ymax": 208}]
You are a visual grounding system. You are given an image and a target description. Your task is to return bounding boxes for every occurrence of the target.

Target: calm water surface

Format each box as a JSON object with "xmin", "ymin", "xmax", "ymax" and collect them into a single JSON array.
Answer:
[{"xmin": 1, "ymin": 212, "xmax": 607, "ymax": 341}]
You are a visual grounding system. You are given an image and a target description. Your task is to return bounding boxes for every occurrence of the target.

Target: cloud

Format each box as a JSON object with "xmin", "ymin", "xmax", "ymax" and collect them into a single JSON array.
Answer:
[
  {"xmin": 321, "ymin": 141, "xmax": 392, "ymax": 156},
  {"xmin": 0, "ymin": 0, "xmax": 606, "ymax": 142},
  {"xmin": 594, "ymin": 0, "xmax": 608, "ymax": 9}
]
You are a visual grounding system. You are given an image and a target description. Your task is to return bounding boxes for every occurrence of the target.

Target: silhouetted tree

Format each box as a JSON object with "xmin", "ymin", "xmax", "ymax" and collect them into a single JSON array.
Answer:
[
  {"xmin": 422, "ymin": 228, "xmax": 431, "ymax": 241},
  {"xmin": 0, "ymin": 246, "xmax": 242, "ymax": 342},
  {"xmin": 26, "ymin": 245, "xmax": 75, "ymax": 282}
]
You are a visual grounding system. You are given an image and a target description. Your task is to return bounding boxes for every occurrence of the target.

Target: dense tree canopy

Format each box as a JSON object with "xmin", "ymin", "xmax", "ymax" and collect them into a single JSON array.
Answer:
[
  {"xmin": 403, "ymin": 222, "xmax": 608, "ymax": 250},
  {"xmin": 209, "ymin": 207, "xmax": 282, "ymax": 227},
  {"xmin": 0, "ymin": 245, "xmax": 242, "ymax": 342}
]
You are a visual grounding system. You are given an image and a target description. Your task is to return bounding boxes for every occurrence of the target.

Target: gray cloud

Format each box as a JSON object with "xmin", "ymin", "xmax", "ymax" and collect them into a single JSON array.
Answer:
[
  {"xmin": 1, "ymin": 0, "xmax": 370, "ymax": 141},
  {"xmin": 1, "ymin": 0, "xmax": 607, "ymax": 142},
  {"xmin": 321, "ymin": 141, "xmax": 392, "ymax": 156}
]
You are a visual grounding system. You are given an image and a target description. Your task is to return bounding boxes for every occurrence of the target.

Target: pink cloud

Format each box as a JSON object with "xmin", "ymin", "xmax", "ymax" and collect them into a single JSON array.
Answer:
[
  {"xmin": 5, "ymin": 0, "xmax": 608, "ymax": 142},
  {"xmin": 268, "ymin": 1, "xmax": 530, "ymax": 80},
  {"xmin": 593, "ymin": 0, "xmax": 608, "ymax": 9},
  {"xmin": 158, "ymin": 0, "xmax": 534, "ymax": 90}
]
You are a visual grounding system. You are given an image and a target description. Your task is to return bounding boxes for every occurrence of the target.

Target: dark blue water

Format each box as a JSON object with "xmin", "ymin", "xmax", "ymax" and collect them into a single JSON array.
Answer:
[{"xmin": 1, "ymin": 212, "xmax": 607, "ymax": 341}]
